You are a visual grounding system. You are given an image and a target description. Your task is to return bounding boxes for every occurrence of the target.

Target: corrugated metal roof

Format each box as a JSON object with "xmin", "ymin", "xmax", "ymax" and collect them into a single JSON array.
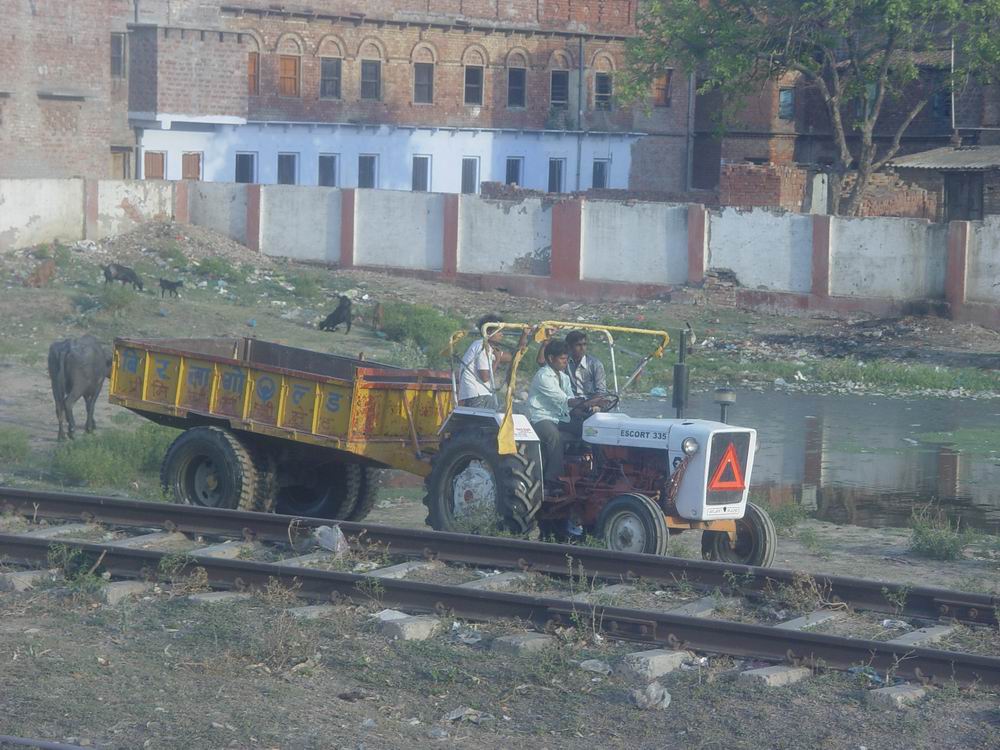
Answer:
[{"xmin": 890, "ymin": 146, "xmax": 1000, "ymax": 171}]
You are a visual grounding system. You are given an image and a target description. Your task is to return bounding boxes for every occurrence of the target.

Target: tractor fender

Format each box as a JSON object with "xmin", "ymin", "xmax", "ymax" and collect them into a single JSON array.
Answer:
[{"xmin": 439, "ymin": 407, "xmax": 540, "ymax": 442}]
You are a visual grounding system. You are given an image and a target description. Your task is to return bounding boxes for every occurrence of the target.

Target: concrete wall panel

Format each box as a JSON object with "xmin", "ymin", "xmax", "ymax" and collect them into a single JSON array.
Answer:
[
  {"xmin": 0, "ymin": 179, "xmax": 84, "ymax": 251},
  {"xmin": 188, "ymin": 182, "xmax": 248, "ymax": 245},
  {"xmin": 94, "ymin": 180, "xmax": 174, "ymax": 239},
  {"xmin": 354, "ymin": 189, "xmax": 445, "ymax": 270},
  {"xmin": 830, "ymin": 217, "xmax": 946, "ymax": 299},
  {"xmin": 708, "ymin": 208, "xmax": 813, "ymax": 294},
  {"xmin": 580, "ymin": 201, "xmax": 688, "ymax": 284},
  {"xmin": 458, "ymin": 197, "xmax": 551, "ymax": 275},
  {"xmin": 259, "ymin": 185, "xmax": 341, "ymax": 263},
  {"xmin": 967, "ymin": 216, "xmax": 1000, "ymax": 304}
]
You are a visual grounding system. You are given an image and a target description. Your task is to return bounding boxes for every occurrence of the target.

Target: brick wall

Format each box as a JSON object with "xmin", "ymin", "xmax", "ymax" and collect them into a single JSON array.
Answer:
[
  {"xmin": 719, "ymin": 163, "xmax": 808, "ymax": 212},
  {"xmin": 851, "ymin": 171, "xmax": 940, "ymax": 220},
  {"xmin": 0, "ymin": 0, "xmax": 133, "ymax": 179},
  {"xmin": 153, "ymin": 27, "xmax": 248, "ymax": 117}
]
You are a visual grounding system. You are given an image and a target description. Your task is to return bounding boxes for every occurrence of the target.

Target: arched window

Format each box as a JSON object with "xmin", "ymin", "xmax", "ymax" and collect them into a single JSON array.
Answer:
[
  {"xmin": 411, "ymin": 43, "xmax": 437, "ymax": 104},
  {"xmin": 276, "ymin": 34, "xmax": 304, "ymax": 97},
  {"xmin": 549, "ymin": 50, "xmax": 572, "ymax": 110},
  {"xmin": 243, "ymin": 33, "xmax": 261, "ymax": 96},
  {"xmin": 462, "ymin": 45, "xmax": 489, "ymax": 106},
  {"xmin": 506, "ymin": 49, "xmax": 530, "ymax": 109},
  {"xmin": 317, "ymin": 36, "xmax": 345, "ymax": 100},
  {"xmin": 592, "ymin": 52, "xmax": 615, "ymax": 111},
  {"xmin": 359, "ymin": 39, "xmax": 386, "ymax": 101}
]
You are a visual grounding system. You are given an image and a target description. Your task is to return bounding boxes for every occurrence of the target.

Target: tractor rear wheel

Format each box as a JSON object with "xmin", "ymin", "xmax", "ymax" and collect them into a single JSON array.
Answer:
[
  {"xmin": 423, "ymin": 430, "xmax": 543, "ymax": 535},
  {"xmin": 597, "ymin": 493, "xmax": 670, "ymax": 556},
  {"xmin": 161, "ymin": 427, "xmax": 258, "ymax": 511},
  {"xmin": 274, "ymin": 461, "xmax": 362, "ymax": 520},
  {"xmin": 700, "ymin": 502, "xmax": 776, "ymax": 567}
]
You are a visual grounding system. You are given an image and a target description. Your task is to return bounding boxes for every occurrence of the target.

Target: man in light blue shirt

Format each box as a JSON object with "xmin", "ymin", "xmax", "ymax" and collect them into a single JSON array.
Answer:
[{"xmin": 528, "ymin": 339, "xmax": 590, "ymax": 494}]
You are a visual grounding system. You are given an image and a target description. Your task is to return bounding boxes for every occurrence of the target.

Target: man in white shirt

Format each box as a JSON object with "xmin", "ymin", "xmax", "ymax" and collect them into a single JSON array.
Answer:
[{"xmin": 457, "ymin": 314, "xmax": 529, "ymax": 408}]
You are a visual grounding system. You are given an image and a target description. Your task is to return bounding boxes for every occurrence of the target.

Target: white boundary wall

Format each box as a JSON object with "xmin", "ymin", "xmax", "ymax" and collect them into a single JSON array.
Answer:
[
  {"xmin": 188, "ymin": 182, "xmax": 249, "ymax": 246},
  {"xmin": 0, "ymin": 179, "xmax": 84, "ymax": 250},
  {"xmin": 580, "ymin": 201, "xmax": 688, "ymax": 284},
  {"xmin": 708, "ymin": 208, "xmax": 813, "ymax": 293},
  {"xmin": 260, "ymin": 185, "xmax": 342, "ymax": 263},
  {"xmin": 966, "ymin": 216, "xmax": 1000, "ymax": 304},
  {"xmin": 354, "ymin": 189, "xmax": 445, "ymax": 270},
  {"xmin": 458, "ymin": 196, "xmax": 551, "ymax": 275}
]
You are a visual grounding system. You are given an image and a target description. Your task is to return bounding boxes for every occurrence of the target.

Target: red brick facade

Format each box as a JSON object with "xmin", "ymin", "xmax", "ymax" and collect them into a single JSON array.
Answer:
[
  {"xmin": 0, "ymin": 0, "xmax": 134, "ymax": 179},
  {"xmin": 718, "ymin": 163, "xmax": 808, "ymax": 212}
]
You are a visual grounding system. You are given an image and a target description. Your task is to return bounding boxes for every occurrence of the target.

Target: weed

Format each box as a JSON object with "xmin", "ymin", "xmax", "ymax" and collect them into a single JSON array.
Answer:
[
  {"xmin": 797, "ymin": 527, "xmax": 832, "ymax": 557},
  {"xmin": 882, "ymin": 584, "xmax": 911, "ymax": 615},
  {"xmin": 767, "ymin": 571, "xmax": 840, "ymax": 613},
  {"xmin": 287, "ymin": 272, "xmax": 325, "ymax": 300},
  {"xmin": 354, "ymin": 577, "xmax": 385, "ymax": 608},
  {"xmin": 237, "ymin": 610, "xmax": 321, "ymax": 673},
  {"xmin": 670, "ymin": 572, "xmax": 698, "ymax": 598},
  {"xmin": 255, "ymin": 577, "xmax": 302, "ymax": 608},
  {"xmin": 0, "ymin": 426, "xmax": 30, "ymax": 463},
  {"xmin": 722, "ymin": 568, "xmax": 756, "ymax": 592},
  {"xmin": 155, "ymin": 241, "xmax": 187, "ymax": 268},
  {"xmin": 380, "ymin": 303, "xmax": 465, "ymax": 368},
  {"xmin": 758, "ymin": 499, "xmax": 807, "ymax": 536},
  {"xmin": 908, "ymin": 507, "xmax": 974, "ymax": 560},
  {"xmin": 46, "ymin": 543, "xmax": 104, "ymax": 594},
  {"xmin": 53, "ymin": 243, "xmax": 72, "ymax": 268},
  {"xmin": 158, "ymin": 553, "xmax": 210, "ymax": 595},
  {"xmin": 195, "ymin": 257, "xmax": 245, "ymax": 284},
  {"xmin": 52, "ymin": 423, "xmax": 177, "ymax": 488},
  {"xmin": 98, "ymin": 284, "xmax": 137, "ymax": 314}
]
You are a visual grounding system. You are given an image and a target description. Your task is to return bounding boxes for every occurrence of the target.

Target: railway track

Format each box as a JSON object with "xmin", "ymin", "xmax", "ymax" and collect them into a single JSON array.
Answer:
[{"xmin": 1, "ymin": 486, "xmax": 998, "ymax": 690}]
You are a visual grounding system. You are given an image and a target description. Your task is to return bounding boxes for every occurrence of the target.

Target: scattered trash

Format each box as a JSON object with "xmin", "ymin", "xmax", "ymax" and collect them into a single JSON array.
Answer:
[
  {"xmin": 246, "ymin": 319, "xmax": 256, "ymax": 328},
  {"xmin": 773, "ymin": 377, "xmax": 788, "ymax": 387},
  {"xmin": 373, "ymin": 609, "xmax": 410, "ymax": 622},
  {"xmin": 361, "ymin": 718, "xmax": 376, "ymax": 729},
  {"xmin": 631, "ymin": 681, "xmax": 671, "ymax": 711},
  {"xmin": 649, "ymin": 386, "xmax": 668, "ymax": 398},
  {"xmin": 426, "ymin": 727, "xmax": 449, "ymax": 739},
  {"xmin": 451, "ymin": 622, "xmax": 483, "ymax": 645},
  {"xmin": 313, "ymin": 524, "xmax": 349, "ymax": 555},
  {"xmin": 793, "ymin": 370, "xmax": 807, "ymax": 382},
  {"xmin": 337, "ymin": 688, "xmax": 379, "ymax": 702},
  {"xmin": 442, "ymin": 707, "xmax": 494, "ymax": 724},
  {"xmin": 579, "ymin": 659, "xmax": 612, "ymax": 675},
  {"xmin": 881, "ymin": 618, "xmax": 911, "ymax": 630}
]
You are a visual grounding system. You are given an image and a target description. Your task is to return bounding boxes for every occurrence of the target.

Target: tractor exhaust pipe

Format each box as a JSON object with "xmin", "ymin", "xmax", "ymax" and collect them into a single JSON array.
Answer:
[{"xmin": 673, "ymin": 329, "xmax": 690, "ymax": 419}]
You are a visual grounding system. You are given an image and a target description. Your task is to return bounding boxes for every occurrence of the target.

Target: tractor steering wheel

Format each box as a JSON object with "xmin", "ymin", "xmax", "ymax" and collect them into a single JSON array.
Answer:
[{"xmin": 580, "ymin": 393, "xmax": 619, "ymax": 414}]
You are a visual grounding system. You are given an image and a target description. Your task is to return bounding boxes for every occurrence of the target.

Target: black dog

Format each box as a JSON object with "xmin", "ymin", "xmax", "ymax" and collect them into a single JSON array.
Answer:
[
  {"xmin": 103, "ymin": 263, "xmax": 143, "ymax": 291},
  {"xmin": 159, "ymin": 278, "xmax": 184, "ymax": 298},
  {"xmin": 319, "ymin": 296, "xmax": 352, "ymax": 333}
]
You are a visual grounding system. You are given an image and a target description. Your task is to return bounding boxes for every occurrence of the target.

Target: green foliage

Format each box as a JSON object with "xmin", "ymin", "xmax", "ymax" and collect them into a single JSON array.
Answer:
[
  {"xmin": 52, "ymin": 423, "xmax": 178, "ymax": 488},
  {"xmin": 194, "ymin": 257, "xmax": 246, "ymax": 284},
  {"xmin": 908, "ymin": 507, "xmax": 975, "ymax": 560},
  {"xmin": 380, "ymin": 303, "xmax": 465, "ymax": 368},
  {"xmin": 287, "ymin": 272, "xmax": 325, "ymax": 300},
  {"xmin": 756, "ymin": 498, "xmax": 807, "ymax": 536},
  {"xmin": 47, "ymin": 543, "xmax": 104, "ymax": 594},
  {"xmin": 0, "ymin": 427, "xmax": 30, "ymax": 463},
  {"xmin": 98, "ymin": 283, "xmax": 137, "ymax": 314},
  {"xmin": 156, "ymin": 241, "xmax": 187, "ymax": 268},
  {"xmin": 621, "ymin": 0, "xmax": 1000, "ymax": 214}
]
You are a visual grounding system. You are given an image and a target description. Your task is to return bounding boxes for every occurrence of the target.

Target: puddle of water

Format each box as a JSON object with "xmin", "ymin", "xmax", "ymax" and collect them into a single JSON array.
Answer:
[{"xmin": 624, "ymin": 390, "xmax": 1000, "ymax": 535}]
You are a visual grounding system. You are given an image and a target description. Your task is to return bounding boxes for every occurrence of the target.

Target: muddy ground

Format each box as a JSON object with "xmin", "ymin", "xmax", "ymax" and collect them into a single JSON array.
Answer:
[{"xmin": 2, "ymin": 224, "xmax": 1000, "ymax": 749}]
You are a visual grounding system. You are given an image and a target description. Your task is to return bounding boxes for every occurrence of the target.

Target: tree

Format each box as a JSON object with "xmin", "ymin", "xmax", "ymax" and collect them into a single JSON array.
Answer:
[{"xmin": 620, "ymin": 1, "xmax": 1000, "ymax": 215}]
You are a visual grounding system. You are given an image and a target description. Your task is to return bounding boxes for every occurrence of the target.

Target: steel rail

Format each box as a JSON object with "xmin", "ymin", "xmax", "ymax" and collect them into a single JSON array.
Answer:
[
  {"xmin": 1, "ymin": 486, "xmax": 997, "ymax": 627},
  {"xmin": 1, "ymin": 532, "xmax": 998, "ymax": 688}
]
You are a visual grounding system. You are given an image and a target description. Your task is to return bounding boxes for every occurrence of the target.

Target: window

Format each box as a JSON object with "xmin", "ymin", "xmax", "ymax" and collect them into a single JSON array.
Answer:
[
  {"xmin": 461, "ymin": 157, "xmax": 479, "ymax": 194},
  {"xmin": 464, "ymin": 66, "xmax": 484, "ymax": 106},
  {"xmin": 318, "ymin": 154, "xmax": 338, "ymax": 187},
  {"xmin": 855, "ymin": 83, "xmax": 877, "ymax": 119},
  {"xmin": 144, "ymin": 152, "xmax": 165, "ymax": 180},
  {"xmin": 548, "ymin": 158, "xmax": 565, "ymax": 193},
  {"xmin": 412, "ymin": 155, "xmax": 431, "ymax": 192},
  {"xmin": 320, "ymin": 58, "xmax": 342, "ymax": 99},
  {"xmin": 361, "ymin": 60, "xmax": 381, "ymax": 100},
  {"xmin": 507, "ymin": 67, "xmax": 526, "ymax": 108},
  {"xmin": 505, "ymin": 157, "xmax": 523, "ymax": 186},
  {"xmin": 413, "ymin": 62, "xmax": 434, "ymax": 104},
  {"xmin": 279, "ymin": 55, "xmax": 300, "ymax": 97},
  {"xmin": 592, "ymin": 159, "xmax": 609, "ymax": 189},
  {"xmin": 182, "ymin": 152, "xmax": 202, "ymax": 181},
  {"xmin": 235, "ymin": 153, "xmax": 256, "ymax": 183},
  {"xmin": 550, "ymin": 70, "xmax": 569, "ymax": 109},
  {"xmin": 277, "ymin": 153, "xmax": 298, "ymax": 185},
  {"xmin": 247, "ymin": 52, "xmax": 259, "ymax": 95},
  {"xmin": 110, "ymin": 148, "xmax": 131, "ymax": 179},
  {"xmin": 358, "ymin": 154, "xmax": 378, "ymax": 188},
  {"xmin": 111, "ymin": 33, "xmax": 126, "ymax": 78},
  {"xmin": 652, "ymin": 71, "xmax": 672, "ymax": 107},
  {"xmin": 595, "ymin": 73, "xmax": 612, "ymax": 111},
  {"xmin": 778, "ymin": 88, "xmax": 795, "ymax": 120}
]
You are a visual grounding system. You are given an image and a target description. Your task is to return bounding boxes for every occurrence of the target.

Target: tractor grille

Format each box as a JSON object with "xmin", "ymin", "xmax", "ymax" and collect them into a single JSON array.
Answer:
[{"xmin": 705, "ymin": 431, "xmax": 751, "ymax": 506}]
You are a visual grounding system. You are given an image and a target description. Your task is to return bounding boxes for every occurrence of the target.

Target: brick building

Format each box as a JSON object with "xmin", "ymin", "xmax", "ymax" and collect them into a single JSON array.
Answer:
[
  {"xmin": 0, "ymin": 0, "xmax": 135, "ymax": 179},
  {"xmin": 122, "ymin": 0, "xmax": 692, "ymax": 194}
]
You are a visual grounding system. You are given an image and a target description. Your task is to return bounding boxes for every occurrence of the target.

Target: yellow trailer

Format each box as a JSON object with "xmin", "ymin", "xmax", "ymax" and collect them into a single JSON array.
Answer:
[{"xmin": 109, "ymin": 337, "xmax": 452, "ymax": 519}]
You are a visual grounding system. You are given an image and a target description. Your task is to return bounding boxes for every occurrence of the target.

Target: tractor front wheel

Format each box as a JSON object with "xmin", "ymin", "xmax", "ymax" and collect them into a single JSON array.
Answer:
[
  {"xmin": 700, "ymin": 502, "xmax": 776, "ymax": 567},
  {"xmin": 596, "ymin": 493, "xmax": 670, "ymax": 556}
]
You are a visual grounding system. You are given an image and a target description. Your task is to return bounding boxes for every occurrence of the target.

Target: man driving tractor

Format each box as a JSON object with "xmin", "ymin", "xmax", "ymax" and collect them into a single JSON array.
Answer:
[{"xmin": 536, "ymin": 329, "xmax": 607, "ymax": 398}]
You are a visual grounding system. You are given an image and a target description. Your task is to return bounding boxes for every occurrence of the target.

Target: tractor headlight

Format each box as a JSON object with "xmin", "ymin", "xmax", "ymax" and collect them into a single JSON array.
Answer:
[{"xmin": 682, "ymin": 437, "xmax": 699, "ymax": 456}]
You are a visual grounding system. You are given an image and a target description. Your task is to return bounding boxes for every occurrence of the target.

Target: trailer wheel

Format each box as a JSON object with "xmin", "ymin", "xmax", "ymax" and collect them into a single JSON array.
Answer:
[
  {"xmin": 160, "ymin": 427, "xmax": 257, "ymax": 510},
  {"xmin": 345, "ymin": 467, "xmax": 382, "ymax": 522},
  {"xmin": 423, "ymin": 431, "xmax": 543, "ymax": 535},
  {"xmin": 274, "ymin": 461, "xmax": 361, "ymax": 520},
  {"xmin": 700, "ymin": 502, "xmax": 776, "ymax": 567},
  {"xmin": 597, "ymin": 493, "xmax": 670, "ymax": 556}
]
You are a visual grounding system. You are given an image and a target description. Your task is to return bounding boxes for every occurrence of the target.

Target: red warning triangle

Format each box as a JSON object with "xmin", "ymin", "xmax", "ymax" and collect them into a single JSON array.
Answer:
[{"xmin": 709, "ymin": 442, "xmax": 746, "ymax": 491}]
